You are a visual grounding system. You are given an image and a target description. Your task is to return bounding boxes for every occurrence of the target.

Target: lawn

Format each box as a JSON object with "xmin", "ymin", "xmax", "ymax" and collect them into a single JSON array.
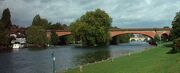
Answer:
[{"xmin": 65, "ymin": 43, "xmax": 180, "ymax": 73}]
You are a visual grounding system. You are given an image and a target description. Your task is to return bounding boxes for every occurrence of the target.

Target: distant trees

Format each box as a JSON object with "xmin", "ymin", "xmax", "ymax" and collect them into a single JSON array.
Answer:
[
  {"xmin": 26, "ymin": 15, "xmax": 48, "ymax": 48},
  {"xmin": 70, "ymin": 9, "xmax": 112, "ymax": 47},
  {"xmin": 118, "ymin": 34, "xmax": 131, "ymax": 43},
  {"xmin": 0, "ymin": 8, "xmax": 12, "ymax": 50},
  {"xmin": 110, "ymin": 34, "xmax": 131, "ymax": 45},
  {"xmin": 32, "ymin": 15, "xmax": 49, "ymax": 29},
  {"xmin": 48, "ymin": 23, "xmax": 68, "ymax": 30}
]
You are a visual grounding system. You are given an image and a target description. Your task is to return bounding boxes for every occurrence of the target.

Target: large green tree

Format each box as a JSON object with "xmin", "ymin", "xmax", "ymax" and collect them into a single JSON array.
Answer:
[
  {"xmin": 171, "ymin": 12, "xmax": 180, "ymax": 39},
  {"xmin": 0, "ymin": 8, "xmax": 12, "ymax": 48},
  {"xmin": 27, "ymin": 26, "xmax": 48, "ymax": 47},
  {"xmin": 170, "ymin": 11, "xmax": 180, "ymax": 53},
  {"xmin": 26, "ymin": 15, "xmax": 48, "ymax": 47},
  {"xmin": 70, "ymin": 9, "xmax": 112, "ymax": 46},
  {"xmin": 0, "ymin": 8, "xmax": 12, "ymax": 28}
]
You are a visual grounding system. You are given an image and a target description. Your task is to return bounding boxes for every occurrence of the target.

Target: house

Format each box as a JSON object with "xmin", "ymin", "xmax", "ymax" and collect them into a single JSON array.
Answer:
[{"xmin": 10, "ymin": 32, "xmax": 26, "ymax": 49}]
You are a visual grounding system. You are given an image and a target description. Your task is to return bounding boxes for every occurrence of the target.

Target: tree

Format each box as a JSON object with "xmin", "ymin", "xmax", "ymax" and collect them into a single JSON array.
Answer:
[
  {"xmin": 26, "ymin": 15, "xmax": 49, "ymax": 48},
  {"xmin": 0, "ymin": 8, "xmax": 12, "ymax": 29},
  {"xmin": 48, "ymin": 23, "xmax": 68, "ymax": 30},
  {"xmin": 0, "ymin": 22, "xmax": 9, "ymax": 45},
  {"xmin": 174, "ymin": 38, "xmax": 180, "ymax": 52},
  {"xmin": 26, "ymin": 26, "xmax": 48, "ymax": 47},
  {"xmin": 50, "ymin": 31, "xmax": 59, "ymax": 45},
  {"xmin": 171, "ymin": 12, "xmax": 180, "ymax": 40},
  {"xmin": 0, "ymin": 8, "xmax": 12, "ymax": 49},
  {"xmin": 170, "ymin": 11, "xmax": 180, "ymax": 53},
  {"xmin": 118, "ymin": 34, "xmax": 131, "ymax": 43},
  {"xmin": 32, "ymin": 15, "xmax": 49, "ymax": 29},
  {"xmin": 70, "ymin": 9, "xmax": 112, "ymax": 46}
]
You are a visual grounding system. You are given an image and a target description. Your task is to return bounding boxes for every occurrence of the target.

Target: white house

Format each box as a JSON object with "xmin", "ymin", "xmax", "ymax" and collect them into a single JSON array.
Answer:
[{"xmin": 10, "ymin": 32, "xmax": 26, "ymax": 49}]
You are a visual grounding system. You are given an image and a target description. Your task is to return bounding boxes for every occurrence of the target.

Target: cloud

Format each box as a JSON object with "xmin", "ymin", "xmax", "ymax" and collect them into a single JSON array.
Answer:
[{"xmin": 0, "ymin": 0, "xmax": 180, "ymax": 28}]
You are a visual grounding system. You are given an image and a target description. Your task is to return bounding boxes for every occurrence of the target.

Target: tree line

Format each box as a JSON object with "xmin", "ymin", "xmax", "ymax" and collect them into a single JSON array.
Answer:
[{"xmin": 3, "ymin": 8, "xmax": 176, "ymax": 49}]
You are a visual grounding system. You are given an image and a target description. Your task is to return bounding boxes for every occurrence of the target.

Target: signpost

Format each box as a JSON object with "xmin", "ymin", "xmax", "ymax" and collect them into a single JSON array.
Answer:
[{"xmin": 51, "ymin": 52, "xmax": 56, "ymax": 73}]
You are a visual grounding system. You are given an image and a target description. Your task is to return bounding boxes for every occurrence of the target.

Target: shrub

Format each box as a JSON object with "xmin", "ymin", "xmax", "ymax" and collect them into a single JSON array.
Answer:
[
  {"xmin": 168, "ymin": 38, "xmax": 180, "ymax": 54},
  {"xmin": 174, "ymin": 38, "xmax": 180, "ymax": 52}
]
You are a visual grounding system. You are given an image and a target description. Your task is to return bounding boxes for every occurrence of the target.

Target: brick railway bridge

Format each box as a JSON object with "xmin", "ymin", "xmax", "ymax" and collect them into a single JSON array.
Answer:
[{"xmin": 47, "ymin": 28, "xmax": 171, "ymax": 39}]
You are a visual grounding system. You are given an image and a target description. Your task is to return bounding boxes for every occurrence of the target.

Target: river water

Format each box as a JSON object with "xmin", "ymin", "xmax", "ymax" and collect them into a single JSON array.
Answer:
[{"xmin": 0, "ymin": 41, "xmax": 153, "ymax": 73}]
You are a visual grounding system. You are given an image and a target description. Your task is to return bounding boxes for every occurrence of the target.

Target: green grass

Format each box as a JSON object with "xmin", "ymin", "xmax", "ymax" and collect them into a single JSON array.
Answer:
[{"xmin": 65, "ymin": 43, "xmax": 180, "ymax": 73}]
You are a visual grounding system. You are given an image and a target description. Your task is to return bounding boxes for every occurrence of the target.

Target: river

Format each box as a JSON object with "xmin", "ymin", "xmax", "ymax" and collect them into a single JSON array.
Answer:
[{"xmin": 0, "ymin": 41, "xmax": 153, "ymax": 73}]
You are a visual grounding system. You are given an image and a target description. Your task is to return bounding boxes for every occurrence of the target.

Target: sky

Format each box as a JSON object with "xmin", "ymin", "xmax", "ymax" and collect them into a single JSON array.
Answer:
[{"xmin": 0, "ymin": 0, "xmax": 180, "ymax": 28}]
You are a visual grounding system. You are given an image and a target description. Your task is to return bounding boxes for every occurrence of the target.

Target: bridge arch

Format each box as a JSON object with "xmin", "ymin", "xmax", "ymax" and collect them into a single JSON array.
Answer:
[
  {"xmin": 110, "ymin": 31, "xmax": 156, "ymax": 39},
  {"xmin": 161, "ymin": 33, "xmax": 169, "ymax": 41},
  {"xmin": 47, "ymin": 30, "xmax": 71, "ymax": 39},
  {"xmin": 55, "ymin": 31, "xmax": 71, "ymax": 37}
]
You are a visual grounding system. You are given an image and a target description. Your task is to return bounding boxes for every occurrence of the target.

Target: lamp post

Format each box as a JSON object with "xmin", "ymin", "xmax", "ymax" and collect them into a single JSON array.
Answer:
[{"xmin": 51, "ymin": 52, "xmax": 56, "ymax": 73}]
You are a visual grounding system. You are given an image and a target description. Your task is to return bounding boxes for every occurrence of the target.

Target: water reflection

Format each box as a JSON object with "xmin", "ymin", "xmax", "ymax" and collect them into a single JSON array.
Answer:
[
  {"xmin": 0, "ymin": 54, "xmax": 14, "ymax": 73},
  {"xmin": 76, "ymin": 49, "xmax": 110, "ymax": 65},
  {"xmin": 28, "ymin": 48, "xmax": 47, "ymax": 51}
]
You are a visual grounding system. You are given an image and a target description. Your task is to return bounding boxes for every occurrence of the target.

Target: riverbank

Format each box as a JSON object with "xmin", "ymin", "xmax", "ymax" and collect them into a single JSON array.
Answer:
[{"xmin": 64, "ymin": 43, "xmax": 180, "ymax": 73}]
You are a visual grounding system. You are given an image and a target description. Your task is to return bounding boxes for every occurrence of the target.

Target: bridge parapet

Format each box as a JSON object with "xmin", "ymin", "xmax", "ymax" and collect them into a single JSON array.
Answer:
[{"xmin": 110, "ymin": 28, "xmax": 171, "ymax": 31}]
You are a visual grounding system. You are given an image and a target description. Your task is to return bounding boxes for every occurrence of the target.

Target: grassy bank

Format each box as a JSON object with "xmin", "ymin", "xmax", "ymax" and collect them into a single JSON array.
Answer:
[{"xmin": 65, "ymin": 43, "xmax": 180, "ymax": 73}]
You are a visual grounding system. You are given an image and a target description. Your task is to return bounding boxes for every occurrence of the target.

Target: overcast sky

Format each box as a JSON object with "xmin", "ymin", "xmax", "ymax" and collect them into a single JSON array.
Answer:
[{"xmin": 0, "ymin": 0, "xmax": 180, "ymax": 28}]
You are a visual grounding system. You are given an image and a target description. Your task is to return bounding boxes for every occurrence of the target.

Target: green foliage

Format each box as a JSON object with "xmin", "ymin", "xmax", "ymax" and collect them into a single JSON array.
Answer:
[
  {"xmin": 174, "ymin": 38, "xmax": 180, "ymax": 52},
  {"xmin": 111, "ymin": 34, "xmax": 131, "ymax": 44},
  {"xmin": 0, "ymin": 8, "xmax": 12, "ymax": 28},
  {"xmin": 154, "ymin": 34, "xmax": 161, "ymax": 42},
  {"xmin": 66, "ymin": 35, "xmax": 74, "ymax": 44},
  {"xmin": 118, "ymin": 34, "xmax": 131, "ymax": 43},
  {"xmin": 171, "ymin": 12, "xmax": 180, "ymax": 40},
  {"xmin": 48, "ymin": 23, "xmax": 68, "ymax": 30},
  {"xmin": 0, "ymin": 22, "xmax": 9, "ymax": 45},
  {"xmin": 0, "ymin": 8, "xmax": 12, "ymax": 47},
  {"xmin": 70, "ymin": 9, "xmax": 112, "ymax": 46},
  {"xmin": 26, "ymin": 26, "xmax": 48, "ymax": 46},
  {"xmin": 27, "ymin": 15, "xmax": 49, "ymax": 47},
  {"xmin": 169, "ymin": 11, "xmax": 180, "ymax": 53},
  {"xmin": 32, "ymin": 15, "xmax": 49, "ymax": 29},
  {"xmin": 50, "ymin": 31, "xmax": 59, "ymax": 45}
]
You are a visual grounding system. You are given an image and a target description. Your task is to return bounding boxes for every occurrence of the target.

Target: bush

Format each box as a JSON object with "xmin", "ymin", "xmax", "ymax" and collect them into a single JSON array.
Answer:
[
  {"xmin": 167, "ymin": 38, "xmax": 180, "ymax": 54},
  {"xmin": 26, "ymin": 26, "xmax": 48, "ymax": 48},
  {"xmin": 154, "ymin": 34, "xmax": 160, "ymax": 42},
  {"xmin": 164, "ymin": 43, "xmax": 173, "ymax": 48},
  {"xmin": 174, "ymin": 38, "xmax": 180, "ymax": 52}
]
